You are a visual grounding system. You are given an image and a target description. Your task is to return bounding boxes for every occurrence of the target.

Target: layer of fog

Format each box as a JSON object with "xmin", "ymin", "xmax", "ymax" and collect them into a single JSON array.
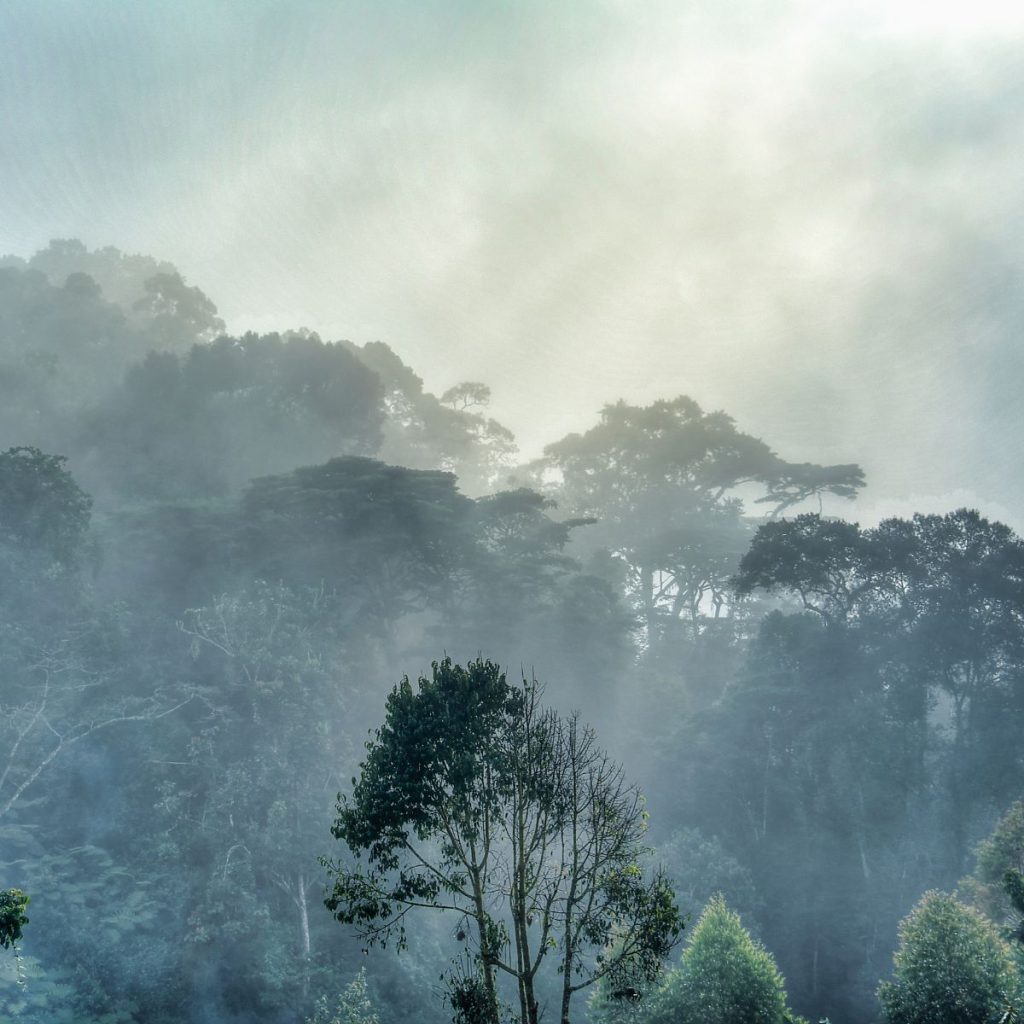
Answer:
[{"xmin": 3, "ymin": 0, "xmax": 1023, "ymax": 524}]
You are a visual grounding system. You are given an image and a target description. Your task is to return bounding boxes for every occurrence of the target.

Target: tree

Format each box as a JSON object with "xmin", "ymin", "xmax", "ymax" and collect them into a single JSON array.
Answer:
[
  {"xmin": 81, "ymin": 332, "xmax": 385, "ymax": 500},
  {"xmin": 453, "ymin": 488, "xmax": 633, "ymax": 705},
  {"xmin": 0, "ymin": 264, "xmax": 138, "ymax": 453},
  {"xmin": 350, "ymin": 344, "xmax": 518, "ymax": 494},
  {"xmin": 0, "ymin": 449, "xmax": 191, "ymax": 828},
  {"xmin": 878, "ymin": 891, "xmax": 1020, "ymax": 1024},
  {"xmin": 0, "ymin": 846, "xmax": 174, "ymax": 1020},
  {"xmin": 0, "ymin": 890, "xmax": 28, "ymax": 950},
  {"xmin": 667, "ymin": 595, "xmax": 927, "ymax": 1018},
  {"xmin": 132, "ymin": 270, "xmax": 225, "ymax": 349},
  {"xmin": 306, "ymin": 969, "xmax": 380, "ymax": 1024},
  {"xmin": 0, "ymin": 447, "xmax": 91, "ymax": 566},
  {"xmin": 324, "ymin": 658, "xmax": 682, "ymax": 1024},
  {"xmin": 655, "ymin": 829, "xmax": 760, "ymax": 927},
  {"xmin": 612, "ymin": 895, "xmax": 800, "ymax": 1024},
  {"xmin": 241, "ymin": 457, "xmax": 471, "ymax": 634},
  {"xmin": 441, "ymin": 382, "xmax": 492, "ymax": 411},
  {"xmin": 26, "ymin": 238, "xmax": 178, "ymax": 319},
  {"xmin": 737, "ymin": 509, "xmax": 1024, "ymax": 872},
  {"xmin": 541, "ymin": 397, "xmax": 864, "ymax": 645},
  {"xmin": 962, "ymin": 799, "xmax": 1024, "ymax": 947},
  {"xmin": 755, "ymin": 462, "xmax": 865, "ymax": 518},
  {"xmin": 163, "ymin": 581, "xmax": 356, "ymax": 1013}
]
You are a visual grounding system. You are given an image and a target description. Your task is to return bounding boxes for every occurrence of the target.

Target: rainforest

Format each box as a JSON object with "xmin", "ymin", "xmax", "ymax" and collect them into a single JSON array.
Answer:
[{"xmin": 3, "ymin": 3, "xmax": 1024, "ymax": 1022}]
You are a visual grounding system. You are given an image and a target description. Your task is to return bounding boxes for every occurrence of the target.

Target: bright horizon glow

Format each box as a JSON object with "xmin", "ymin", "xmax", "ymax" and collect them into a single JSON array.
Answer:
[{"xmin": 870, "ymin": 0, "xmax": 1024, "ymax": 34}]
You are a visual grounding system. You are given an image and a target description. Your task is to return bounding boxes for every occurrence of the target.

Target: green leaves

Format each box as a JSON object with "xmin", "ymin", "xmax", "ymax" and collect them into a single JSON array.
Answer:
[
  {"xmin": 878, "ymin": 891, "xmax": 1021, "ymax": 1024},
  {"xmin": 306, "ymin": 968, "xmax": 380, "ymax": 1024},
  {"xmin": 325, "ymin": 657, "xmax": 682, "ymax": 1024},
  {"xmin": 325, "ymin": 658, "xmax": 516, "ymax": 961},
  {"xmin": 334, "ymin": 659, "xmax": 513, "ymax": 862},
  {"xmin": 0, "ymin": 889, "xmax": 29, "ymax": 950},
  {"xmin": 655, "ymin": 895, "xmax": 791, "ymax": 1024},
  {"xmin": 591, "ymin": 895, "xmax": 794, "ymax": 1024}
]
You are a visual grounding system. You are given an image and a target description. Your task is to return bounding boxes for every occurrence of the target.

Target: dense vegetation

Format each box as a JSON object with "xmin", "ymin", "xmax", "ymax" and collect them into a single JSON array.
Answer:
[{"xmin": 1, "ymin": 241, "xmax": 1023, "ymax": 1023}]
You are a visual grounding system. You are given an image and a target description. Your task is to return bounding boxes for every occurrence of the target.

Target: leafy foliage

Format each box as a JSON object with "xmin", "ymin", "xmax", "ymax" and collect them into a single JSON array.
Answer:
[
  {"xmin": 325, "ymin": 658, "xmax": 682, "ymax": 1024},
  {"xmin": 3, "ymin": 238, "xmax": 1023, "ymax": 1024},
  {"xmin": 0, "ymin": 889, "xmax": 29, "ymax": 949},
  {"xmin": 651, "ymin": 895, "xmax": 795, "ymax": 1024},
  {"xmin": 82, "ymin": 332, "xmax": 385, "ymax": 499},
  {"xmin": 878, "ymin": 891, "xmax": 1020, "ymax": 1024},
  {"xmin": 0, "ymin": 447, "xmax": 91, "ymax": 565},
  {"xmin": 307, "ymin": 969, "xmax": 380, "ymax": 1024},
  {"xmin": 962, "ymin": 799, "xmax": 1024, "ymax": 947}
]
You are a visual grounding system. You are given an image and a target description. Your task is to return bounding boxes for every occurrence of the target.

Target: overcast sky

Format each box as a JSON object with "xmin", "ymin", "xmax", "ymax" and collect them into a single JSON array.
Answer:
[{"xmin": 3, "ymin": 0, "xmax": 1024, "ymax": 524}]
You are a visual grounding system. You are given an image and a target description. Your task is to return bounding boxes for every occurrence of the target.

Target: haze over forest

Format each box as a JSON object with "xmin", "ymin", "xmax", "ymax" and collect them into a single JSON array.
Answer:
[
  {"xmin": 4, "ymin": 0, "xmax": 1024, "ymax": 524},
  {"xmin": 2, "ymin": 4, "xmax": 1024, "ymax": 1024}
]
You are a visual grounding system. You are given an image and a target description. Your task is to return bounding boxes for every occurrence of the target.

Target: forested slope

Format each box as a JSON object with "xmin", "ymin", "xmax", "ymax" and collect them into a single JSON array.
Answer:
[{"xmin": 1, "ymin": 241, "xmax": 1022, "ymax": 1024}]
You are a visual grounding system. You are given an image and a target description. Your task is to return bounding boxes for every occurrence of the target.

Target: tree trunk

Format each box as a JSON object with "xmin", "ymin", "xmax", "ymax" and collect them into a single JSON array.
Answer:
[
  {"xmin": 471, "ymin": 870, "xmax": 501, "ymax": 1024},
  {"xmin": 640, "ymin": 564, "xmax": 656, "ymax": 647},
  {"xmin": 298, "ymin": 871, "xmax": 311, "ymax": 1003}
]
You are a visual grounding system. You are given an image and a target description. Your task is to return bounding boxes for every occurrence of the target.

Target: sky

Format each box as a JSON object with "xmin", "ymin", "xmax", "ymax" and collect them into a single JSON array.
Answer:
[{"xmin": 2, "ymin": 0, "xmax": 1024, "ymax": 525}]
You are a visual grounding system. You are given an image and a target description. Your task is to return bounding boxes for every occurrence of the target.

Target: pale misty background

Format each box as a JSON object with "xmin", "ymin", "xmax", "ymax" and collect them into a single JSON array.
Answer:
[{"xmin": 2, "ymin": 0, "xmax": 1022, "ymax": 526}]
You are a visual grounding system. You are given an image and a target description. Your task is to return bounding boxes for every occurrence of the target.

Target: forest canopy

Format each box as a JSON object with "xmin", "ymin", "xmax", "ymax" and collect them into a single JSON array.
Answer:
[{"xmin": 0, "ymin": 240, "xmax": 1021, "ymax": 1024}]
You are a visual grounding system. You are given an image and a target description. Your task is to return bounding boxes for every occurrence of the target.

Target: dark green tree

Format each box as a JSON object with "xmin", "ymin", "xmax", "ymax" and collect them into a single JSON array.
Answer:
[
  {"xmin": 0, "ymin": 889, "xmax": 29, "ymax": 950},
  {"xmin": 324, "ymin": 658, "xmax": 681, "ymax": 1024},
  {"xmin": 738, "ymin": 509, "xmax": 1024, "ymax": 872},
  {"xmin": 242, "ymin": 457, "xmax": 471, "ymax": 637},
  {"xmin": 674, "ymin": 608, "xmax": 908, "ymax": 1018}
]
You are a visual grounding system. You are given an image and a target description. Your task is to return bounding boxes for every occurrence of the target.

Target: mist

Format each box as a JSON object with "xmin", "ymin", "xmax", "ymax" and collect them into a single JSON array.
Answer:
[
  {"xmin": 2, "ymin": 3, "xmax": 1024, "ymax": 1023},
  {"xmin": 4, "ymin": 0, "xmax": 1024, "ymax": 518}
]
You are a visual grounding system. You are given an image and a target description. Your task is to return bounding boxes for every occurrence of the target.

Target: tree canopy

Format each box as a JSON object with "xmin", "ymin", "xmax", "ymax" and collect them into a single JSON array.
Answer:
[
  {"xmin": 651, "ymin": 894, "xmax": 797, "ymax": 1024},
  {"xmin": 878, "ymin": 891, "xmax": 1020, "ymax": 1024},
  {"xmin": 325, "ymin": 658, "xmax": 682, "ymax": 1024},
  {"xmin": 0, "ymin": 890, "xmax": 29, "ymax": 950}
]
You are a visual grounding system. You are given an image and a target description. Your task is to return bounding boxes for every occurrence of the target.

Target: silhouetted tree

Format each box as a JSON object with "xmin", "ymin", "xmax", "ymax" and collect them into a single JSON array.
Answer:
[
  {"xmin": 325, "ymin": 658, "xmax": 682, "ymax": 1024},
  {"xmin": 0, "ymin": 890, "xmax": 29, "ymax": 950}
]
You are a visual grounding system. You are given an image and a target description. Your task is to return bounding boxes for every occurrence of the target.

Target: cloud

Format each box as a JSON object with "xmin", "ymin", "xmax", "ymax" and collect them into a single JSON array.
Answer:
[{"xmin": 2, "ymin": 0, "xmax": 1023, "ymax": 519}]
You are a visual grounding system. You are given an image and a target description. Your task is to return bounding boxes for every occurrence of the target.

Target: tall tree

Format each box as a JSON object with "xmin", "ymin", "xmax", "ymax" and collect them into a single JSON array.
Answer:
[
  {"xmin": 0, "ymin": 448, "xmax": 189, "ymax": 827},
  {"xmin": 82, "ymin": 333, "xmax": 385, "ymax": 500},
  {"xmin": 132, "ymin": 270, "xmax": 225, "ymax": 350},
  {"xmin": 542, "ymin": 397, "xmax": 863, "ymax": 645},
  {"xmin": 241, "ymin": 457, "xmax": 471, "ymax": 640},
  {"xmin": 324, "ymin": 658, "xmax": 681, "ymax": 1024},
  {"xmin": 737, "ymin": 509, "xmax": 1024, "ymax": 871},
  {"xmin": 160, "ymin": 581, "xmax": 355, "ymax": 1016},
  {"xmin": 350, "ymin": 344, "xmax": 518, "ymax": 495},
  {"xmin": 0, "ymin": 267, "xmax": 137, "ymax": 452}
]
